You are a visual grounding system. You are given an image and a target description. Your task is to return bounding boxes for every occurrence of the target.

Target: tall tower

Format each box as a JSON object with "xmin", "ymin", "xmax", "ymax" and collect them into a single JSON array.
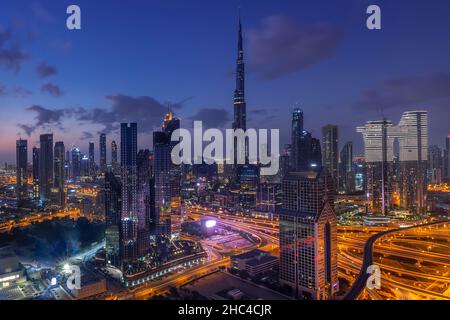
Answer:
[
  {"xmin": 100, "ymin": 133, "xmax": 107, "ymax": 173},
  {"xmin": 39, "ymin": 134, "xmax": 53, "ymax": 205},
  {"xmin": 88, "ymin": 141, "xmax": 95, "ymax": 176},
  {"xmin": 54, "ymin": 142, "xmax": 65, "ymax": 208},
  {"xmin": 120, "ymin": 123, "xmax": 138, "ymax": 263},
  {"xmin": 16, "ymin": 139, "xmax": 28, "ymax": 206},
  {"xmin": 32, "ymin": 147, "xmax": 40, "ymax": 201},
  {"xmin": 232, "ymin": 16, "xmax": 247, "ymax": 176},
  {"xmin": 322, "ymin": 125, "xmax": 339, "ymax": 187},
  {"xmin": 233, "ymin": 16, "xmax": 246, "ymax": 133},
  {"xmin": 111, "ymin": 140, "xmax": 118, "ymax": 173}
]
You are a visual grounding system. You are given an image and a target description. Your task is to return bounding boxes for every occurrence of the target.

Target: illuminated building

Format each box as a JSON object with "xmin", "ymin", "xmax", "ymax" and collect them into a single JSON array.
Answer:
[
  {"xmin": 111, "ymin": 140, "xmax": 118, "ymax": 173},
  {"xmin": 105, "ymin": 171, "xmax": 121, "ymax": 268},
  {"xmin": 357, "ymin": 120, "xmax": 395, "ymax": 215},
  {"xmin": 88, "ymin": 141, "xmax": 95, "ymax": 176},
  {"xmin": 278, "ymin": 170, "xmax": 338, "ymax": 300},
  {"xmin": 291, "ymin": 108, "xmax": 322, "ymax": 172},
  {"xmin": 231, "ymin": 249, "xmax": 278, "ymax": 277},
  {"xmin": 100, "ymin": 133, "xmax": 107, "ymax": 173},
  {"xmin": 444, "ymin": 135, "xmax": 450, "ymax": 182},
  {"xmin": 120, "ymin": 123, "xmax": 138, "ymax": 263},
  {"xmin": 428, "ymin": 145, "xmax": 443, "ymax": 183},
  {"xmin": 154, "ymin": 111, "xmax": 182, "ymax": 241},
  {"xmin": 232, "ymin": 16, "xmax": 247, "ymax": 177},
  {"xmin": 397, "ymin": 111, "xmax": 428, "ymax": 215},
  {"xmin": 322, "ymin": 125, "xmax": 339, "ymax": 187},
  {"xmin": 137, "ymin": 149, "xmax": 153, "ymax": 257},
  {"xmin": 71, "ymin": 146, "xmax": 81, "ymax": 180},
  {"xmin": 53, "ymin": 141, "xmax": 65, "ymax": 208},
  {"xmin": 39, "ymin": 134, "xmax": 53, "ymax": 205},
  {"xmin": 339, "ymin": 141, "xmax": 355, "ymax": 193},
  {"xmin": 32, "ymin": 147, "xmax": 39, "ymax": 201},
  {"xmin": 254, "ymin": 182, "xmax": 281, "ymax": 220},
  {"xmin": 15, "ymin": 139, "xmax": 28, "ymax": 206}
]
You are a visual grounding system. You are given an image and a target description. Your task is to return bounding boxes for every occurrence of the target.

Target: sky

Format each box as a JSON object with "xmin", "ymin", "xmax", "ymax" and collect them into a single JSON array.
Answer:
[{"xmin": 0, "ymin": 0, "xmax": 450, "ymax": 163}]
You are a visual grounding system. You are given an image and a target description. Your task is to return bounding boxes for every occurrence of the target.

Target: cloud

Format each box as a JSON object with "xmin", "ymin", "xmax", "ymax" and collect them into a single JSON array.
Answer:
[
  {"xmin": 0, "ymin": 82, "xmax": 32, "ymax": 97},
  {"xmin": 188, "ymin": 108, "xmax": 230, "ymax": 128},
  {"xmin": 247, "ymin": 15, "xmax": 343, "ymax": 80},
  {"xmin": 37, "ymin": 61, "xmax": 57, "ymax": 78},
  {"xmin": 31, "ymin": 3, "xmax": 56, "ymax": 23},
  {"xmin": 74, "ymin": 95, "xmax": 183, "ymax": 134},
  {"xmin": 0, "ymin": 27, "xmax": 29, "ymax": 73},
  {"xmin": 41, "ymin": 82, "xmax": 63, "ymax": 97},
  {"xmin": 80, "ymin": 131, "xmax": 94, "ymax": 141},
  {"xmin": 18, "ymin": 105, "xmax": 67, "ymax": 136},
  {"xmin": 355, "ymin": 72, "xmax": 450, "ymax": 111}
]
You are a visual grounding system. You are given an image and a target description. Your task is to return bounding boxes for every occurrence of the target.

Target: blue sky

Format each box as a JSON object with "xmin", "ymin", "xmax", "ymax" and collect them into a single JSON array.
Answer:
[{"xmin": 0, "ymin": 0, "xmax": 450, "ymax": 162}]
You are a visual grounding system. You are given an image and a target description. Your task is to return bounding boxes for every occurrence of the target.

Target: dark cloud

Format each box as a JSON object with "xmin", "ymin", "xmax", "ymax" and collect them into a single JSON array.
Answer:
[
  {"xmin": 355, "ymin": 72, "xmax": 450, "ymax": 111},
  {"xmin": 247, "ymin": 15, "xmax": 343, "ymax": 80},
  {"xmin": 74, "ymin": 95, "xmax": 183, "ymax": 134},
  {"xmin": 18, "ymin": 105, "xmax": 67, "ymax": 136},
  {"xmin": 0, "ymin": 26, "xmax": 28, "ymax": 72},
  {"xmin": 41, "ymin": 82, "xmax": 63, "ymax": 97},
  {"xmin": 188, "ymin": 108, "xmax": 230, "ymax": 128},
  {"xmin": 80, "ymin": 131, "xmax": 94, "ymax": 140},
  {"xmin": 37, "ymin": 61, "xmax": 57, "ymax": 78}
]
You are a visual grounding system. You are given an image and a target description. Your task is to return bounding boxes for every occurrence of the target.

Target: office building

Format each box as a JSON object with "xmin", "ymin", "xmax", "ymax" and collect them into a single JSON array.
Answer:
[
  {"xmin": 120, "ymin": 123, "xmax": 138, "ymax": 263},
  {"xmin": 100, "ymin": 133, "xmax": 107, "ymax": 173},
  {"xmin": 111, "ymin": 140, "xmax": 118, "ymax": 173},
  {"xmin": 89, "ymin": 141, "xmax": 95, "ymax": 176},
  {"xmin": 322, "ymin": 125, "xmax": 339, "ymax": 187},
  {"xmin": 32, "ymin": 147, "xmax": 40, "ymax": 201},
  {"xmin": 15, "ymin": 139, "xmax": 28, "ymax": 206},
  {"xmin": 71, "ymin": 146, "xmax": 82, "ymax": 180},
  {"xmin": 428, "ymin": 145, "xmax": 443, "ymax": 184},
  {"xmin": 39, "ymin": 134, "xmax": 53, "ymax": 205},
  {"xmin": 278, "ymin": 170, "xmax": 338, "ymax": 300},
  {"xmin": 137, "ymin": 149, "xmax": 153, "ymax": 257},
  {"xmin": 105, "ymin": 171, "xmax": 121, "ymax": 268},
  {"xmin": 53, "ymin": 142, "xmax": 65, "ymax": 208},
  {"xmin": 339, "ymin": 142, "xmax": 355, "ymax": 193}
]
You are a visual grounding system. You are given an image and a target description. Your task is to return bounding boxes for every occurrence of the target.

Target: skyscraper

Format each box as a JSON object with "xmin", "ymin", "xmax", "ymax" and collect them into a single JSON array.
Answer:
[
  {"xmin": 111, "ymin": 140, "xmax": 118, "ymax": 173},
  {"xmin": 322, "ymin": 125, "xmax": 339, "ymax": 187},
  {"xmin": 120, "ymin": 123, "xmax": 138, "ymax": 263},
  {"xmin": 32, "ymin": 147, "xmax": 40, "ymax": 201},
  {"xmin": 357, "ymin": 120, "xmax": 395, "ymax": 215},
  {"xmin": 53, "ymin": 142, "xmax": 65, "ymax": 208},
  {"xmin": 39, "ymin": 134, "xmax": 53, "ymax": 205},
  {"xmin": 397, "ymin": 111, "xmax": 428, "ymax": 215},
  {"xmin": 428, "ymin": 145, "xmax": 443, "ymax": 184},
  {"xmin": 278, "ymin": 170, "xmax": 338, "ymax": 300},
  {"xmin": 105, "ymin": 171, "xmax": 121, "ymax": 268},
  {"xmin": 232, "ymin": 17, "xmax": 247, "ymax": 179},
  {"xmin": 339, "ymin": 142, "xmax": 355, "ymax": 193},
  {"xmin": 100, "ymin": 133, "xmax": 107, "ymax": 173},
  {"xmin": 137, "ymin": 149, "xmax": 153, "ymax": 257},
  {"xmin": 16, "ymin": 139, "xmax": 28, "ymax": 206},
  {"xmin": 89, "ymin": 141, "xmax": 95, "ymax": 176},
  {"xmin": 291, "ymin": 108, "xmax": 321, "ymax": 171},
  {"xmin": 71, "ymin": 146, "xmax": 82, "ymax": 180}
]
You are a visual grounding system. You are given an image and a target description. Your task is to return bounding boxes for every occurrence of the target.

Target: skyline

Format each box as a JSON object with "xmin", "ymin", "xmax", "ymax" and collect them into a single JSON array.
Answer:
[{"xmin": 1, "ymin": 0, "xmax": 450, "ymax": 162}]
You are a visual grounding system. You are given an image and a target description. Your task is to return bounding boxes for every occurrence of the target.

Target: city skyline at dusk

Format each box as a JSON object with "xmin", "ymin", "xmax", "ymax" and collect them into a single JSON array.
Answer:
[{"xmin": 1, "ymin": 0, "xmax": 450, "ymax": 162}]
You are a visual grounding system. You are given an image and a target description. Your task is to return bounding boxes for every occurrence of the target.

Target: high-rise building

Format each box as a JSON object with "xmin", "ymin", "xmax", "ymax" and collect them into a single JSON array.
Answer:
[
  {"xmin": 111, "ymin": 140, "xmax": 118, "ymax": 173},
  {"xmin": 231, "ymin": 17, "xmax": 248, "ymax": 180},
  {"xmin": 16, "ymin": 139, "xmax": 28, "ymax": 206},
  {"xmin": 120, "ymin": 123, "xmax": 138, "ymax": 263},
  {"xmin": 339, "ymin": 142, "xmax": 355, "ymax": 193},
  {"xmin": 53, "ymin": 142, "xmax": 65, "ymax": 208},
  {"xmin": 397, "ymin": 111, "xmax": 428, "ymax": 215},
  {"xmin": 39, "ymin": 134, "xmax": 53, "ymax": 205},
  {"xmin": 291, "ymin": 108, "xmax": 321, "ymax": 172},
  {"xmin": 89, "ymin": 141, "xmax": 95, "ymax": 176},
  {"xmin": 428, "ymin": 145, "xmax": 443, "ymax": 184},
  {"xmin": 71, "ymin": 146, "xmax": 82, "ymax": 180},
  {"xmin": 322, "ymin": 125, "xmax": 339, "ymax": 187},
  {"xmin": 32, "ymin": 147, "xmax": 40, "ymax": 200},
  {"xmin": 100, "ymin": 133, "xmax": 107, "ymax": 173},
  {"xmin": 137, "ymin": 149, "xmax": 153, "ymax": 257},
  {"xmin": 357, "ymin": 120, "xmax": 395, "ymax": 215},
  {"xmin": 278, "ymin": 170, "xmax": 338, "ymax": 300},
  {"xmin": 105, "ymin": 171, "xmax": 121, "ymax": 268}
]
